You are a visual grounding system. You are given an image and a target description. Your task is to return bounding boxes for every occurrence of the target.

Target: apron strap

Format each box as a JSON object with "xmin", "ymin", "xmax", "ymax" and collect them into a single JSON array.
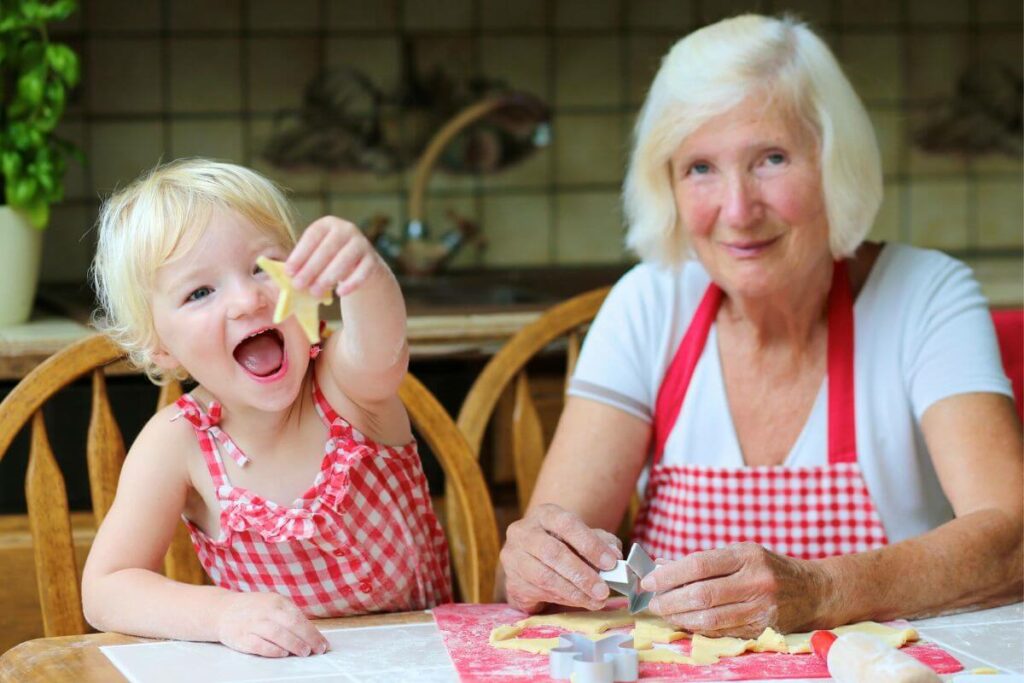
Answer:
[
  {"xmin": 651, "ymin": 284, "xmax": 722, "ymax": 464},
  {"xmin": 650, "ymin": 262, "xmax": 857, "ymax": 467},
  {"xmin": 826, "ymin": 260, "xmax": 857, "ymax": 464}
]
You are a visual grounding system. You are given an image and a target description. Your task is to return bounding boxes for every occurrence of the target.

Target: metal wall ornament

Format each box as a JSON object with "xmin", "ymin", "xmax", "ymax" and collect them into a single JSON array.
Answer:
[
  {"xmin": 262, "ymin": 39, "xmax": 550, "ymax": 176},
  {"xmin": 915, "ymin": 61, "xmax": 1023, "ymax": 157}
]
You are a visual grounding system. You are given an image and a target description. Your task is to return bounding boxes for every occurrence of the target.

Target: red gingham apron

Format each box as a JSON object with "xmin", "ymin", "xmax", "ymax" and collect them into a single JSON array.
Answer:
[
  {"xmin": 174, "ymin": 375, "xmax": 452, "ymax": 617},
  {"xmin": 632, "ymin": 261, "xmax": 889, "ymax": 560}
]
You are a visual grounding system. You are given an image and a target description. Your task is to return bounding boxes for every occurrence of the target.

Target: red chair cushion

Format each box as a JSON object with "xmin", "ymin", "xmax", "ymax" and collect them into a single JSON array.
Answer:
[{"xmin": 992, "ymin": 308, "xmax": 1024, "ymax": 422}]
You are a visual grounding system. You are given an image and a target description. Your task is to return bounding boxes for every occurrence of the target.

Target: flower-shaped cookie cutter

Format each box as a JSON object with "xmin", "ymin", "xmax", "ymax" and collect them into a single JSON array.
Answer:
[
  {"xmin": 598, "ymin": 543, "xmax": 656, "ymax": 614},
  {"xmin": 549, "ymin": 633, "xmax": 639, "ymax": 683}
]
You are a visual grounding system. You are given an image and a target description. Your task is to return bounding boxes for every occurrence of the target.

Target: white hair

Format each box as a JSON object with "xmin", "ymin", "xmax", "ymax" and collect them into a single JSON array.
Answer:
[
  {"xmin": 91, "ymin": 159, "xmax": 298, "ymax": 384},
  {"xmin": 623, "ymin": 14, "xmax": 883, "ymax": 266}
]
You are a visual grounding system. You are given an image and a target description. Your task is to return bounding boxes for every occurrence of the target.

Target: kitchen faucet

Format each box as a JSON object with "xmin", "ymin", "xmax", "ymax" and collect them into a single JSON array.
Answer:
[{"xmin": 373, "ymin": 94, "xmax": 551, "ymax": 276}]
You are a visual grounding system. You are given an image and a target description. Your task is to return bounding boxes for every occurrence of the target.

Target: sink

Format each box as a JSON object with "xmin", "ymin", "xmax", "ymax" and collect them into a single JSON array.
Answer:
[
  {"xmin": 398, "ymin": 275, "xmax": 552, "ymax": 312},
  {"xmin": 322, "ymin": 265, "xmax": 630, "ymax": 316}
]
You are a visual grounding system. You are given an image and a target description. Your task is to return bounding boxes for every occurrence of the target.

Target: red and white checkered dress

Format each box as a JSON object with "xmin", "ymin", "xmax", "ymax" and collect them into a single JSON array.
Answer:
[
  {"xmin": 174, "ymin": 376, "xmax": 451, "ymax": 617},
  {"xmin": 632, "ymin": 261, "xmax": 889, "ymax": 561}
]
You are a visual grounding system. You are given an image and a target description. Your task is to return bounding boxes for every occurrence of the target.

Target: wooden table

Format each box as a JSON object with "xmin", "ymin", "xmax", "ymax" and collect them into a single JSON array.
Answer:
[
  {"xmin": 0, "ymin": 611, "xmax": 432, "ymax": 682},
  {"xmin": 3, "ymin": 603, "xmax": 1023, "ymax": 682}
]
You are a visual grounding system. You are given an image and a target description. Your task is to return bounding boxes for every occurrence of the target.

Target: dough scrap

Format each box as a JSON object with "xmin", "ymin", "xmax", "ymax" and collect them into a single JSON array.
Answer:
[
  {"xmin": 489, "ymin": 636, "xmax": 561, "ymax": 654},
  {"xmin": 632, "ymin": 615, "xmax": 690, "ymax": 650},
  {"xmin": 690, "ymin": 634, "xmax": 754, "ymax": 664},
  {"xmin": 752, "ymin": 627, "xmax": 788, "ymax": 653},
  {"xmin": 517, "ymin": 608, "xmax": 635, "ymax": 635}
]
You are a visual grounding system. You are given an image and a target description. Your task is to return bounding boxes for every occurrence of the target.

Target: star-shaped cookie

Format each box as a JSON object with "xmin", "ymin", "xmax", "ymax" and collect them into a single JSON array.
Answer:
[{"xmin": 256, "ymin": 256, "xmax": 333, "ymax": 344}]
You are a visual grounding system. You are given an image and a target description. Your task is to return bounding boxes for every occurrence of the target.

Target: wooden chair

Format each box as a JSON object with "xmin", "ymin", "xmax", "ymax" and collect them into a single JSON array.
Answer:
[
  {"xmin": 0, "ymin": 334, "xmax": 498, "ymax": 639},
  {"xmin": 457, "ymin": 287, "xmax": 614, "ymax": 518}
]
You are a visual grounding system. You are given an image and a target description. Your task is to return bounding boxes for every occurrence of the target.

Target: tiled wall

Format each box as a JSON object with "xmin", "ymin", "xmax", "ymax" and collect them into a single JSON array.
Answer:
[{"xmin": 43, "ymin": 0, "xmax": 1023, "ymax": 283}]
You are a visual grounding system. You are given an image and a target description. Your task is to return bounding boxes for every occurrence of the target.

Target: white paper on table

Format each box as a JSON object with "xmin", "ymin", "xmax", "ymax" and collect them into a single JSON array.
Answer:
[{"xmin": 100, "ymin": 621, "xmax": 458, "ymax": 683}]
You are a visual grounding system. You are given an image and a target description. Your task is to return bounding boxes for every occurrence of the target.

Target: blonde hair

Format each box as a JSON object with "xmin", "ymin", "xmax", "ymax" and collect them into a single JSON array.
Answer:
[
  {"xmin": 623, "ymin": 14, "xmax": 882, "ymax": 267},
  {"xmin": 90, "ymin": 158, "xmax": 298, "ymax": 384}
]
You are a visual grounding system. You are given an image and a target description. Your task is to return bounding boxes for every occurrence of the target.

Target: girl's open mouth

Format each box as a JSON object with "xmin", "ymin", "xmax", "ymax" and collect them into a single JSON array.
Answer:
[{"xmin": 232, "ymin": 328, "xmax": 287, "ymax": 381}]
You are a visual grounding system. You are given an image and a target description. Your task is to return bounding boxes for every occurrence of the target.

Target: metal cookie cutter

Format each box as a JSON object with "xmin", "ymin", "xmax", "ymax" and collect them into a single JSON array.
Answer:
[
  {"xmin": 549, "ymin": 633, "xmax": 639, "ymax": 683},
  {"xmin": 599, "ymin": 543, "xmax": 656, "ymax": 614}
]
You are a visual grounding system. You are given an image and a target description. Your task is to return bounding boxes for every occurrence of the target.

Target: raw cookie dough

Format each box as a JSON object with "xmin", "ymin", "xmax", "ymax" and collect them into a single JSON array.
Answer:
[
  {"xmin": 488, "ymin": 609, "xmax": 687, "ymax": 649},
  {"xmin": 517, "ymin": 608, "xmax": 636, "ymax": 635},
  {"xmin": 488, "ymin": 609, "xmax": 692, "ymax": 662},
  {"xmin": 767, "ymin": 622, "xmax": 919, "ymax": 655},
  {"xmin": 632, "ymin": 615, "xmax": 690, "ymax": 650},
  {"xmin": 488, "ymin": 610, "xmax": 919, "ymax": 667},
  {"xmin": 690, "ymin": 634, "xmax": 753, "ymax": 664},
  {"xmin": 686, "ymin": 622, "xmax": 920, "ymax": 661},
  {"xmin": 256, "ymin": 256, "xmax": 332, "ymax": 344}
]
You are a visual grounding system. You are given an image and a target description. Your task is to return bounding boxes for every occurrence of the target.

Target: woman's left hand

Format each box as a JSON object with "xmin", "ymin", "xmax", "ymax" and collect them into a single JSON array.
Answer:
[
  {"xmin": 639, "ymin": 542, "xmax": 830, "ymax": 638},
  {"xmin": 286, "ymin": 216, "xmax": 385, "ymax": 299}
]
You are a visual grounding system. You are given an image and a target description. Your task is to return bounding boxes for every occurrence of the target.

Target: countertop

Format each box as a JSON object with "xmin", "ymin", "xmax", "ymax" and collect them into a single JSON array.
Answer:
[
  {"xmin": 1, "ymin": 257, "xmax": 1019, "ymax": 381},
  {"xmin": 0, "ymin": 266, "xmax": 628, "ymax": 380}
]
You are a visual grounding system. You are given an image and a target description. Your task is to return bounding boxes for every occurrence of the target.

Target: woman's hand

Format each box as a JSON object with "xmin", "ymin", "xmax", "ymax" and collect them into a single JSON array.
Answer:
[
  {"xmin": 501, "ymin": 503, "xmax": 624, "ymax": 613},
  {"xmin": 216, "ymin": 591, "xmax": 330, "ymax": 657},
  {"xmin": 286, "ymin": 216, "xmax": 385, "ymax": 299},
  {"xmin": 640, "ymin": 542, "xmax": 830, "ymax": 638}
]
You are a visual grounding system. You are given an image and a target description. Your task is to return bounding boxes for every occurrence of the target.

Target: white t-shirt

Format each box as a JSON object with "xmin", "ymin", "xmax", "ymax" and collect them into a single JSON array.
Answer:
[{"xmin": 568, "ymin": 244, "xmax": 1013, "ymax": 543}]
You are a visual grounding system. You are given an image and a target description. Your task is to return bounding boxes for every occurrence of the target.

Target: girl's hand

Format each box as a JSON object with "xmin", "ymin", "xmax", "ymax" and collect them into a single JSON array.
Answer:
[
  {"xmin": 216, "ymin": 591, "xmax": 330, "ymax": 657},
  {"xmin": 500, "ymin": 503, "xmax": 623, "ymax": 613},
  {"xmin": 286, "ymin": 216, "xmax": 385, "ymax": 299},
  {"xmin": 640, "ymin": 542, "xmax": 829, "ymax": 638}
]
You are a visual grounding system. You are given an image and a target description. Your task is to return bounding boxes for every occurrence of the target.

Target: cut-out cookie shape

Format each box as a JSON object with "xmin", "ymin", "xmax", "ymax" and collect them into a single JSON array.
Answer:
[{"xmin": 256, "ymin": 256, "xmax": 333, "ymax": 344}]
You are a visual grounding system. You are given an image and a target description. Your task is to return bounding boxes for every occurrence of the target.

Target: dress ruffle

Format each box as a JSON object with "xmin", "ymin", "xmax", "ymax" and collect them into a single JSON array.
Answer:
[{"xmin": 221, "ymin": 497, "xmax": 339, "ymax": 543}]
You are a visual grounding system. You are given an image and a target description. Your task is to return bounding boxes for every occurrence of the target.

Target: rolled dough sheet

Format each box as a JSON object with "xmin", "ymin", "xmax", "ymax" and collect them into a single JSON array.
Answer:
[{"xmin": 488, "ymin": 609, "xmax": 919, "ymax": 666}]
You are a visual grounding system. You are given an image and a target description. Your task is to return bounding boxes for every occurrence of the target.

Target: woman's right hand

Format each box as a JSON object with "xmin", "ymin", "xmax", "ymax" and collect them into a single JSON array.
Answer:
[
  {"xmin": 500, "ymin": 503, "xmax": 623, "ymax": 613},
  {"xmin": 216, "ymin": 591, "xmax": 330, "ymax": 657}
]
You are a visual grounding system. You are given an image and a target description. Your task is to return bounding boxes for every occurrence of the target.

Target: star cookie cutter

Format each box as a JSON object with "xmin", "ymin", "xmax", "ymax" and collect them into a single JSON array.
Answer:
[
  {"xmin": 549, "ymin": 633, "xmax": 638, "ymax": 683},
  {"xmin": 599, "ymin": 543, "xmax": 656, "ymax": 614}
]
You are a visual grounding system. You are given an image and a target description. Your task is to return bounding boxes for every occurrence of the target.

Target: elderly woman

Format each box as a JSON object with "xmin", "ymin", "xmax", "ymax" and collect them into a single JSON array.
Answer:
[{"xmin": 499, "ymin": 14, "xmax": 1023, "ymax": 638}]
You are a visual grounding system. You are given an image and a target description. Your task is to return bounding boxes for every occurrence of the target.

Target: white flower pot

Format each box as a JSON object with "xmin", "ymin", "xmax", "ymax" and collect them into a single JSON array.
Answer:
[{"xmin": 0, "ymin": 206, "xmax": 44, "ymax": 326}]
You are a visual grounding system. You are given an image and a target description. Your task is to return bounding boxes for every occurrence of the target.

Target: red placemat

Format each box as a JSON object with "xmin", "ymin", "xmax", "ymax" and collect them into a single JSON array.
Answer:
[{"xmin": 432, "ymin": 603, "xmax": 963, "ymax": 682}]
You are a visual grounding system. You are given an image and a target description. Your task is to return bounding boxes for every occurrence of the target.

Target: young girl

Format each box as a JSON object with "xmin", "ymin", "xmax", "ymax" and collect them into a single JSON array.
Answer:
[{"xmin": 82, "ymin": 159, "xmax": 451, "ymax": 658}]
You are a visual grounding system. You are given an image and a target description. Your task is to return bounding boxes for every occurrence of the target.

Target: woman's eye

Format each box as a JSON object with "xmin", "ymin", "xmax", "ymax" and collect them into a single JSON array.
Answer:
[
  {"xmin": 689, "ymin": 162, "xmax": 711, "ymax": 175},
  {"xmin": 186, "ymin": 286, "xmax": 212, "ymax": 302},
  {"xmin": 765, "ymin": 152, "xmax": 786, "ymax": 165}
]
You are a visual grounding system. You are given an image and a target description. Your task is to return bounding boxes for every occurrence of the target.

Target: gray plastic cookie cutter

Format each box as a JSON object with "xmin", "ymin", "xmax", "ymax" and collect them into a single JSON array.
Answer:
[
  {"xmin": 598, "ymin": 543, "xmax": 656, "ymax": 614},
  {"xmin": 549, "ymin": 633, "xmax": 639, "ymax": 682}
]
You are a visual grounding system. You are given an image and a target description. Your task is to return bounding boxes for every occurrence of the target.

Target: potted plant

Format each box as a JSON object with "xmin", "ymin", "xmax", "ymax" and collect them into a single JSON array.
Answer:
[{"xmin": 0, "ymin": 0, "xmax": 80, "ymax": 325}]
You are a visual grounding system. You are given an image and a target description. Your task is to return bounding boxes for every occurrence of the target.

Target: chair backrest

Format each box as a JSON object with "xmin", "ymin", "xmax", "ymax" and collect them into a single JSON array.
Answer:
[
  {"xmin": 398, "ymin": 375, "xmax": 499, "ymax": 604},
  {"xmin": 457, "ymin": 288, "xmax": 611, "ymax": 514},
  {"xmin": 0, "ymin": 334, "xmax": 499, "ymax": 638},
  {"xmin": 0, "ymin": 334, "xmax": 199, "ymax": 638}
]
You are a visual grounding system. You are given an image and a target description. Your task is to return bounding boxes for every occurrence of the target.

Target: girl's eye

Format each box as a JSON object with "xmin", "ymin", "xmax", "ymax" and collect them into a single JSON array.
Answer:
[
  {"xmin": 253, "ymin": 262, "xmax": 264, "ymax": 275},
  {"xmin": 689, "ymin": 162, "xmax": 711, "ymax": 175},
  {"xmin": 186, "ymin": 286, "xmax": 212, "ymax": 303}
]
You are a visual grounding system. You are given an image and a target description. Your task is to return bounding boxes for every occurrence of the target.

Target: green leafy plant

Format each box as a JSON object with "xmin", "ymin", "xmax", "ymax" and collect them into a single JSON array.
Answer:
[{"xmin": 0, "ymin": 0, "xmax": 81, "ymax": 229}]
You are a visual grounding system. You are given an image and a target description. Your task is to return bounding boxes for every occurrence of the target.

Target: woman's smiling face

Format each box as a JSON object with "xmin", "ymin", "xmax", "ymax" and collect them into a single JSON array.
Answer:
[
  {"xmin": 671, "ymin": 96, "xmax": 832, "ymax": 300},
  {"xmin": 148, "ymin": 207, "xmax": 310, "ymax": 412}
]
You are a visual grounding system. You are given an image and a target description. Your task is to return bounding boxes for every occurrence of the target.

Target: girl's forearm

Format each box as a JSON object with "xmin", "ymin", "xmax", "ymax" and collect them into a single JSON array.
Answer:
[
  {"xmin": 83, "ymin": 568, "xmax": 233, "ymax": 642},
  {"xmin": 338, "ymin": 260, "xmax": 408, "ymax": 374},
  {"xmin": 814, "ymin": 507, "xmax": 1023, "ymax": 626}
]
